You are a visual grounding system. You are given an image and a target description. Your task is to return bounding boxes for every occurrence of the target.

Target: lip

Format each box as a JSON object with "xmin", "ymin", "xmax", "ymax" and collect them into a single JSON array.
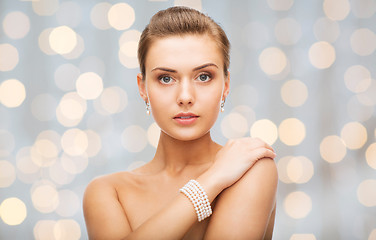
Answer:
[{"xmin": 173, "ymin": 112, "xmax": 199, "ymax": 125}]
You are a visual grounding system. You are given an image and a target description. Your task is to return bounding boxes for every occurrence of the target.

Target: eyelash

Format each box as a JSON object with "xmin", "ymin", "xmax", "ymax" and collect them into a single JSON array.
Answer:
[{"xmin": 157, "ymin": 72, "xmax": 213, "ymax": 84}]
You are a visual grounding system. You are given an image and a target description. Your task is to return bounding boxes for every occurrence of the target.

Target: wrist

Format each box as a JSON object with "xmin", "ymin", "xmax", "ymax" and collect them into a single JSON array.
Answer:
[{"xmin": 196, "ymin": 169, "xmax": 225, "ymax": 203}]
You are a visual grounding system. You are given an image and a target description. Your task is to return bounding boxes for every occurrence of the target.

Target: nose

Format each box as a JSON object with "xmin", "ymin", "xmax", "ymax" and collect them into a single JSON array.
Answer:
[{"xmin": 177, "ymin": 79, "xmax": 195, "ymax": 106}]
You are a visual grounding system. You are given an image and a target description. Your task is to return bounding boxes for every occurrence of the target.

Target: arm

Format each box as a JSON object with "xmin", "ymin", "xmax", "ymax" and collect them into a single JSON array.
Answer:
[
  {"xmin": 83, "ymin": 177, "xmax": 132, "ymax": 239},
  {"xmin": 204, "ymin": 158, "xmax": 278, "ymax": 240},
  {"xmin": 83, "ymin": 138, "xmax": 276, "ymax": 240}
]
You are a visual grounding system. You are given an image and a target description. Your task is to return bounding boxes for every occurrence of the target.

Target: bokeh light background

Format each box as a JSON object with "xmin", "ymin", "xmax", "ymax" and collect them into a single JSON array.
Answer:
[{"xmin": 0, "ymin": 0, "xmax": 375, "ymax": 239}]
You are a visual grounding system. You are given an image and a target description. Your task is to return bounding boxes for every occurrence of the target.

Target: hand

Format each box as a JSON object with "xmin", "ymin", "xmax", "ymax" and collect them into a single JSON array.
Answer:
[{"xmin": 209, "ymin": 138, "xmax": 276, "ymax": 190}]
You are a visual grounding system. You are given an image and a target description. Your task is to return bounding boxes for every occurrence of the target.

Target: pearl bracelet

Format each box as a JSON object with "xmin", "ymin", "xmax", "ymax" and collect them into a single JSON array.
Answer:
[{"xmin": 180, "ymin": 179, "xmax": 212, "ymax": 222}]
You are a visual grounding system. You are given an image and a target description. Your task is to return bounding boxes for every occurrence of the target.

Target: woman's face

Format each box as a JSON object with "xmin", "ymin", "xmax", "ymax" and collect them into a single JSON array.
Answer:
[{"xmin": 138, "ymin": 34, "xmax": 230, "ymax": 141}]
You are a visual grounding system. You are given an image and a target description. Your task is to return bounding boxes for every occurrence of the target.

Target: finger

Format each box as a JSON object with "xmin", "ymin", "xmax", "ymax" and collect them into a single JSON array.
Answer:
[
  {"xmin": 248, "ymin": 148, "xmax": 276, "ymax": 161},
  {"xmin": 245, "ymin": 138, "xmax": 275, "ymax": 152}
]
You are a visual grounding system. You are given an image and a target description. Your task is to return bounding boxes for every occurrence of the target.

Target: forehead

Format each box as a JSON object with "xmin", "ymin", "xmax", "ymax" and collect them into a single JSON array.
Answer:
[{"xmin": 145, "ymin": 34, "xmax": 223, "ymax": 71}]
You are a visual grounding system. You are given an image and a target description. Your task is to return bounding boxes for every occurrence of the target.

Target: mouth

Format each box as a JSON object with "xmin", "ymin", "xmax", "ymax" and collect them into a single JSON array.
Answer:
[
  {"xmin": 173, "ymin": 112, "xmax": 199, "ymax": 119},
  {"xmin": 174, "ymin": 116, "xmax": 199, "ymax": 119},
  {"xmin": 173, "ymin": 113, "xmax": 199, "ymax": 125}
]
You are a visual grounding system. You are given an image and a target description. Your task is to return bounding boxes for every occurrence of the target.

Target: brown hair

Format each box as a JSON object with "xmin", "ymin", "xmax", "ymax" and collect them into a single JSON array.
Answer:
[{"xmin": 137, "ymin": 6, "xmax": 230, "ymax": 77}]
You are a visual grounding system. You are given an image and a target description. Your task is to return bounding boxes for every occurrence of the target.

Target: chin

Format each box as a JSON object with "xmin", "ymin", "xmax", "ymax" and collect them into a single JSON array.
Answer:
[{"xmin": 163, "ymin": 128, "xmax": 211, "ymax": 142}]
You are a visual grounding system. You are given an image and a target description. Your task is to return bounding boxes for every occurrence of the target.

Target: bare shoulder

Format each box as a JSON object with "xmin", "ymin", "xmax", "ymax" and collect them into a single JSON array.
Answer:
[
  {"xmin": 204, "ymin": 158, "xmax": 278, "ymax": 239},
  {"xmin": 83, "ymin": 172, "xmax": 135, "ymax": 239}
]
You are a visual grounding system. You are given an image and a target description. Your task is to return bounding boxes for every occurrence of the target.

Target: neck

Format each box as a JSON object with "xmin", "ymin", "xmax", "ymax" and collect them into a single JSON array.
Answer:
[{"xmin": 150, "ymin": 131, "xmax": 221, "ymax": 175}]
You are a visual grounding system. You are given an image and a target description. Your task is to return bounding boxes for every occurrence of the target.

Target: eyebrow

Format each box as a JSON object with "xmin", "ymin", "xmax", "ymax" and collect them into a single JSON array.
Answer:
[{"xmin": 151, "ymin": 63, "xmax": 218, "ymax": 73}]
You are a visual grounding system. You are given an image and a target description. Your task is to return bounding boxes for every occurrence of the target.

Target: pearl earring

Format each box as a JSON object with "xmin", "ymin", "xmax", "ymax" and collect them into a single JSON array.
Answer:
[
  {"xmin": 220, "ymin": 99, "xmax": 225, "ymax": 112},
  {"xmin": 146, "ymin": 101, "xmax": 150, "ymax": 115}
]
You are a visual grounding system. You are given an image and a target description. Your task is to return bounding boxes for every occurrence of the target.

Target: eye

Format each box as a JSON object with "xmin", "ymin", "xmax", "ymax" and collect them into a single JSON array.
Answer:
[
  {"xmin": 196, "ymin": 74, "xmax": 211, "ymax": 82},
  {"xmin": 159, "ymin": 76, "xmax": 173, "ymax": 84}
]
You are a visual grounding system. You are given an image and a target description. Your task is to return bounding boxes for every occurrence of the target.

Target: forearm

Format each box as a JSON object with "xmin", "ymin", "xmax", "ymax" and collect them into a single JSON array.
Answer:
[{"xmin": 124, "ymin": 173, "xmax": 223, "ymax": 240}]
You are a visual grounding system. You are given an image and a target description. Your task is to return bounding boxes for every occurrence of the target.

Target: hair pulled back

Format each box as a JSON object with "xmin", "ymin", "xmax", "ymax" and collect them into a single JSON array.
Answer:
[{"xmin": 137, "ymin": 6, "xmax": 230, "ymax": 77}]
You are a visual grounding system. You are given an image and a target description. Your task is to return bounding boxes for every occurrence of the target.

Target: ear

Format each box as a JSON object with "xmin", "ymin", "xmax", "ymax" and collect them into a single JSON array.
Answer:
[
  {"xmin": 222, "ymin": 71, "xmax": 230, "ymax": 100},
  {"xmin": 137, "ymin": 73, "xmax": 148, "ymax": 102}
]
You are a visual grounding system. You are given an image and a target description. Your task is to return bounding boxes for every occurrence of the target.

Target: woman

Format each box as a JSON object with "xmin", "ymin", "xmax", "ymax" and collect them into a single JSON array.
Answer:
[{"xmin": 84, "ymin": 6, "xmax": 278, "ymax": 240}]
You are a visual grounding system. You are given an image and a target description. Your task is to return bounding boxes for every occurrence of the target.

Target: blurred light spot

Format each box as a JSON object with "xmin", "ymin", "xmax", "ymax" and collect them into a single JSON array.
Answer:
[
  {"xmin": 37, "ymin": 131, "xmax": 61, "ymax": 149},
  {"xmin": 108, "ymin": 3, "xmax": 135, "ymax": 30},
  {"xmin": 0, "ymin": 198, "xmax": 27, "ymax": 225},
  {"xmin": 16, "ymin": 147, "xmax": 40, "ymax": 174},
  {"xmin": 308, "ymin": 41, "xmax": 335, "ymax": 69},
  {"xmin": 232, "ymin": 105, "xmax": 256, "ymax": 127},
  {"xmin": 55, "ymin": 190, "xmax": 80, "ymax": 217},
  {"xmin": 279, "ymin": 118, "xmax": 306, "ymax": 146},
  {"xmin": 38, "ymin": 28, "xmax": 57, "ymax": 55},
  {"xmin": 147, "ymin": 122, "xmax": 161, "ymax": 148},
  {"xmin": 250, "ymin": 119, "xmax": 278, "ymax": 145},
  {"xmin": 313, "ymin": 17, "xmax": 340, "ymax": 43},
  {"xmin": 61, "ymin": 128, "xmax": 88, "ymax": 156},
  {"xmin": 351, "ymin": 0, "xmax": 376, "ymax": 18},
  {"xmin": 2, "ymin": 11, "xmax": 30, "ymax": 39},
  {"xmin": 259, "ymin": 47, "xmax": 287, "ymax": 75},
  {"xmin": 54, "ymin": 63, "xmax": 80, "ymax": 91},
  {"xmin": 284, "ymin": 191, "xmax": 312, "ymax": 219},
  {"xmin": 0, "ymin": 44, "xmax": 19, "ymax": 71},
  {"xmin": 231, "ymin": 84, "xmax": 258, "ymax": 108},
  {"xmin": 91, "ymin": 2, "xmax": 112, "ymax": 30},
  {"xmin": 76, "ymin": 72, "xmax": 103, "ymax": 100},
  {"xmin": 49, "ymin": 26, "xmax": 77, "ymax": 55},
  {"xmin": 277, "ymin": 156, "xmax": 293, "ymax": 183},
  {"xmin": 278, "ymin": 156, "xmax": 314, "ymax": 184},
  {"xmin": 174, "ymin": 0, "xmax": 202, "ymax": 11},
  {"xmin": 0, "ymin": 160, "xmax": 16, "ymax": 188},
  {"xmin": 320, "ymin": 135, "xmax": 347, "ymax": 163},
  {"xmin": 120, "ymin": 41, "xmax": 138, "ymax": 58},
  {"xmin": 31, "ymin": 184, "xmax": 59, "ymax": 213},
  {"xmin": 287, "ymin": 156, "xmax": 314, "ymax": 184},
  {"xmin": 357, "ymin": 179, "xmax": 376, "ymax": 207},
  {"xmin": 49, "ymin": 160, "xmax": 75, "ymax": 185},
  {"xmin": 281, "ymin": 79, "xmax": 308, "ymax": 107},
  {"xmin": 62, "ymin": 34, "xmax": 85, "ymax": 59},
  {"xmin": 0, "ymin": 79, "xmax": 26, "ymax": 108},
  {"xmin": 95, "ymin": 86, "xmax": 128, "ymax": 115},
  {"xmin": 34, "ymin": 220, "xmax": 56, "ymax": 240},
  {"xmin": 290, "ymin": 234, "xmax": 317, "ymax": 240},
  {"xmin": 221, "ymin": 112, "xmax": 249, "ymax": 139},
  {"xmin": 350, "ymin": 28, "xmax": 376, "ymax": 56},
  {"xmin": 243, "ymin": 21, "xmax": 270, "ymax": 50},
  {"xmin": 84, "ymin": 130, "xmax": 102, "ymax": 157},
  {"xmin": 56, "ymin": 1, "xmax": 82, "ymax": 28},
  {"xmin": 56, "ymin": 92, "xmax": 87, "ymax": 127},
  {"xmin": 323, "ymin": 0, "xmax": 350, "ymax": 20},
  {"xmin": 347, "ymin": 96, "xmax": 373, "ymax": 122},
  {"xmin": 121, "ymin": 125, "xmax": 148, "ymax": 153},
  {"xmin": 366, "ymin": 143, "xmax": 376, "ymax": 169},
  {"xmin": 275, "ymin": 18, "xmax": 301, "ymax": 45},
  {"xmin": 31, "ymin": 94, "xmax": 57, "ymax": 121},
  {"xmin": 344, "ymin": 65, "xmax": 371, "ymax": 93},
  {"xmin": 54, "ymin": 219, "xmax": 81, "ymax": 240},
  {"xmin": 119, "ymin": 35, "xmax": 140, "ymax": 69},
  {"xmin": 61, "ymin": 153, "xmax": 88, "ymax": 175},
  {"xmin": 79, "ymin": 56, "xmax": 106, "ymax": 78},
  {"xmin": 341, "ymin": 122, "xmax": 367, "ymax": 149},
  {"xmin": 33, "ymin": 139, "xmax": 59, "ymax": 160},
  {"xmin": 32, "ymin": 0, "xmax": 59, "ymax": 16},
  {"xmin": 369, "ymin": 229, "xmax": 376, "ymax": 240},
  {"xmin": 267, "ymin": 0, "xmax": 294, "ymax": 11},
  {"xmin": 0, "ymin": 129, "xmax": 15, "ymax": 157},
  {"xmin": 127, "ymin": 161, "xmax": 146, "ymax": 171},
  {"xmin": 357, "ymin": 79, "xmax": 376, "ymax": 106}
]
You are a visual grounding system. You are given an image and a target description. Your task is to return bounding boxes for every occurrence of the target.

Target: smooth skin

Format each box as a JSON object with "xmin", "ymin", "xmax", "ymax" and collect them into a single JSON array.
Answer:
[{"xmin": 83, "ymin": 35, "xmax": 278, "ymax": 240}]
